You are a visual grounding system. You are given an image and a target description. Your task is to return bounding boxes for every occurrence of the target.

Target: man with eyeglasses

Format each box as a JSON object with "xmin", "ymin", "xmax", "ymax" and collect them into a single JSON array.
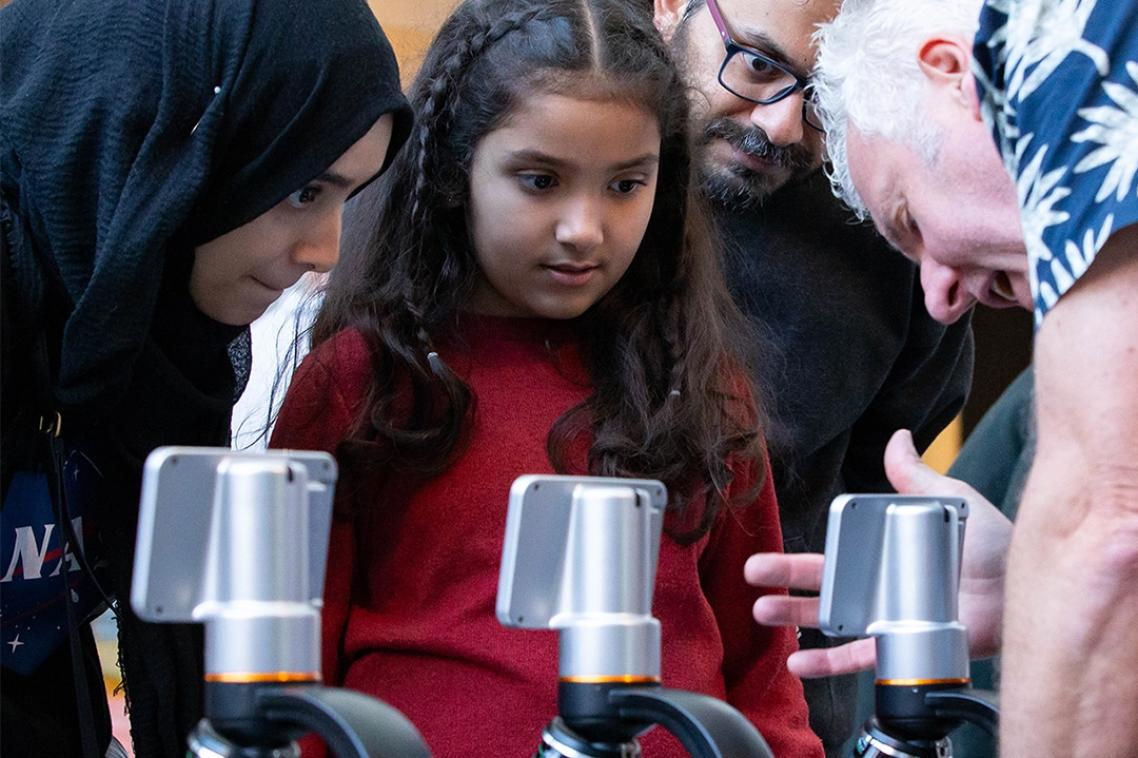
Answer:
[{"xmin": 649, "ymin": 0, "xmax": 975, "ymax": 753}]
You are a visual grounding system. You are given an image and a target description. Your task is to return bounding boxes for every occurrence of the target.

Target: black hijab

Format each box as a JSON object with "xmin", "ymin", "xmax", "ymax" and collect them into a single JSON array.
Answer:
[{"xmin": 1, "ymin": 0, "xmax": 411, "ymax": 422}]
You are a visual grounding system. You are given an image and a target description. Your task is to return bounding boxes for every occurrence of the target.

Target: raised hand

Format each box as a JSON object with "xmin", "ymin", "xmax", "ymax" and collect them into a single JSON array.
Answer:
[{"xmin": 746, "ymin": 429, "xmax": 1012, "ymax": 678}]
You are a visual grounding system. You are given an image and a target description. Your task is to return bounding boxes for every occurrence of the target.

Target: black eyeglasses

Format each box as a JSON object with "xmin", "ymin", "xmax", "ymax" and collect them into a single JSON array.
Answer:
[{"xmin": 704, "ymin": 0, "xmax": 823, "ymax": 132}]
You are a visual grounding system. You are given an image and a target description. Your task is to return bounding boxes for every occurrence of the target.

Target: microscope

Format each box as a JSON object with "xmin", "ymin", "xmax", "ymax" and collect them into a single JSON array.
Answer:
[
  {"xmin": 497, "ymin": 475, "xmax": 774, "ymax": 758},
  {"xmin": 819, "ymin": 495, "xmax": 999, "ymax": 757},
  {"xmin": 132, "ymin": 447, "xmax": 430, "ymax": 758}
]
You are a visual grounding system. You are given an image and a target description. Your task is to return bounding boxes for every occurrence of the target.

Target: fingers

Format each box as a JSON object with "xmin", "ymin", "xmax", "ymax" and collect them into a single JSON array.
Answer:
[
  {"xmin": 752, "ymin": 594, "xmax": 821, "ymax": 629},
  {"xmin": 884, "ymin": 429, "xmax": 1011, "ymax": 574},
  {"xmin": 744, "ymin": 552, "xmax": 824, "ymax": 591},
  {"xmin": 883, "ymin": 428, "xmax": 975, "ymax": 500},
  {"xmin": 786, "ymin": 638, "xmax": 877, "ymax": 678},
  {"xmin": 884, "ymin": 428, "xmax": 942, "ymax": 494},
  {"xmin": 751, "ymin": 580, "xmax": 878, "ymax": 678}
]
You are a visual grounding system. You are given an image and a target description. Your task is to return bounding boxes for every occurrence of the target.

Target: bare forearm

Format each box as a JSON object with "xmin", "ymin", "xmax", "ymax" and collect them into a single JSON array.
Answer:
[
  {"xmin": 1001, "ymin": 229, "xmax": 1138, "ymax": 756},
  {"xmin": 1001, "ymin": 464, "xmax": 1138, "ymax": 756}
]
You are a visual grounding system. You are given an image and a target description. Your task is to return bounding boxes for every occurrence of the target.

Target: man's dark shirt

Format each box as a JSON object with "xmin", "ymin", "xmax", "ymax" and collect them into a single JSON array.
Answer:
[{"xmin": 716, "ymin": 170, "xmax": 974, "ymax": 754}]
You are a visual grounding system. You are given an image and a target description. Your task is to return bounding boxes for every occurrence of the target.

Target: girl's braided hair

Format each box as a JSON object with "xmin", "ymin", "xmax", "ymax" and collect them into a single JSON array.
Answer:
[{"xmin": 312, "ymin": 0, "xmax": 767, "ymax": 541}]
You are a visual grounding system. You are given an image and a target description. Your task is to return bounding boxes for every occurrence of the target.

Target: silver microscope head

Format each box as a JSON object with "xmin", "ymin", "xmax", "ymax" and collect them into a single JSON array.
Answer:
[
  {"xmin": 819, "ymin": 494, "xmax": 971, "ymax": 685},
  {"xmin": 132, "ymin": 447, "xmax": 337, "ymax": 683},
  {"xmin": 497, "ymin": 475, "xmax": 667, "ymax": 683}
]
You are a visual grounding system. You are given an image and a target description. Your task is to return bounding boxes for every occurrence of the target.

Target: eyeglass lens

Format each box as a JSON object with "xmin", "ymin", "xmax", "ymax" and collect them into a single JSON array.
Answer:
[{"xmin": 720, "ymin": 51, "xmax": 823, "ymax": 130}]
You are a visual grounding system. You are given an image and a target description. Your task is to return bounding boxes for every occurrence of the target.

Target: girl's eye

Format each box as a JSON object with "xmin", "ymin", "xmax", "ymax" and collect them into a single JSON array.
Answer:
[
  {"xmin": 287, "ymin": 186, "xmax": 321, "ymax": 208},
  {"xmin": 519, "ymin": 173, "xmax": 557, "ymax": 192},
  {"xmin": 610, "ymin": 178, "xmax": 646, "ymax": 195}
]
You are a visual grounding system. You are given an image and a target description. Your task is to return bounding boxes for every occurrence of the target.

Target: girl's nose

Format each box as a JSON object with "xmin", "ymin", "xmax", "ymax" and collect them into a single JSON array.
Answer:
[{"xmin": 555, "ymin": 195, "xmax": 604, "ymax": 252}]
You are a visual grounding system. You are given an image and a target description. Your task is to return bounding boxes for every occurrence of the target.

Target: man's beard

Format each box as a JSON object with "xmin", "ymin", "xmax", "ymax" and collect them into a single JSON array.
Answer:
[{"xmin": 696, "ymin": 117, "xmax": 816, "ymax": 209}]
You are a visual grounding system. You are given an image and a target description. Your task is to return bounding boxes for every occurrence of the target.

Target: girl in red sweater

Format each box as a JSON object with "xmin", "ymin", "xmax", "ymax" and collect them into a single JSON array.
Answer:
[{"xmin": 271, "ymin": 0, "xmax": 822, "ymax": 755}]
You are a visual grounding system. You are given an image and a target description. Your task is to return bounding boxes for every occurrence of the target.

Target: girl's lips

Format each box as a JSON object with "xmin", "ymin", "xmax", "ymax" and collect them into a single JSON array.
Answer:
[{"xmin": 544, "ymin": 264, "xmax": 599, "ymax": 286}]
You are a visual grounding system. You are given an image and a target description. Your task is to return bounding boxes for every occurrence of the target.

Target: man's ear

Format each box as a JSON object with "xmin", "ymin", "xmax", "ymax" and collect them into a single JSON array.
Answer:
[
  {"xmin": 654, "ymin": 0, "xmax": 688, "ymax": 43},
  {"xmin": 917, "ymin": 36, "xmax": 980, "ymax": 119}
]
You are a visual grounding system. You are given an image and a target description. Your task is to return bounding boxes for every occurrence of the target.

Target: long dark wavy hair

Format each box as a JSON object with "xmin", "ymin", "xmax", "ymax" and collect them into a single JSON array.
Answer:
[{"xmin": 313, "ymin": 0, "xmax": 768, "ymax": 540}]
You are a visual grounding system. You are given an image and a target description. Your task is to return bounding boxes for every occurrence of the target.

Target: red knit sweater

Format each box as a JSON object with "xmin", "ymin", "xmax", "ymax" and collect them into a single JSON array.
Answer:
[{"xmin": 271, "ymin": 314, "xmax": 822, "ymax": 757}]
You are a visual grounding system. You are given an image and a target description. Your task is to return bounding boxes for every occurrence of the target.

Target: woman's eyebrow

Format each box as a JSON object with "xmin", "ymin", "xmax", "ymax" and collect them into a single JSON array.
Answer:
[{"xmin": 314, "ymin": 171, "xmax": 353, "ymax": 189}]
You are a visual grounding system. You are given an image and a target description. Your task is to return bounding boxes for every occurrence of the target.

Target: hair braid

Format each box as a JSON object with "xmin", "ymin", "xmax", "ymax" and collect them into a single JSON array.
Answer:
[
  {"xmin": 408, "ymin": 37, "xmax": 470, "ymax": 226},
  {"xmin": 408, "ymin": 7, "xmax": 551, "ymax": 229},
  {"xmin": 664, "ymin": 301, "xmax": 686, "ymax": 401}
]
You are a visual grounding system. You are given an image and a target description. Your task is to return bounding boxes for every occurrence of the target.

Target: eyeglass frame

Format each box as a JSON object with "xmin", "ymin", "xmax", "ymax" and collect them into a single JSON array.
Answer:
[{"xmin": 703, "ymin": 0, "xmax": 823, "ymax": 132}]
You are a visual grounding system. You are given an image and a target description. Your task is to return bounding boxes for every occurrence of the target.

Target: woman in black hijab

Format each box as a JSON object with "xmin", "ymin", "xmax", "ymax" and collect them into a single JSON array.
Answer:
[{"xmin": 0, "ymin": 0, "xmax": 410, "ymax": 754}]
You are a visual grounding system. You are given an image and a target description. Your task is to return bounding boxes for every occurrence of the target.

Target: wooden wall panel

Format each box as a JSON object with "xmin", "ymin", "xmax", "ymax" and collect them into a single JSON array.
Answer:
[{"xmin": 369, "ymin": 0, "xmax": 458, "ymax": 82}]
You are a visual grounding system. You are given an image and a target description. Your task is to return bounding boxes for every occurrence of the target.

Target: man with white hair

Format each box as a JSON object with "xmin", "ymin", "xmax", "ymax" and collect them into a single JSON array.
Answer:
[{"xmin": 750, "ymin": 0, "xmax": 1138, "ymax": 755}]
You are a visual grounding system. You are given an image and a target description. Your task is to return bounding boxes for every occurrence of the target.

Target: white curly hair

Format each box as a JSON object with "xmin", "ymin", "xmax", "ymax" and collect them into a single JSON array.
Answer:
[{"xmin": 812, "ymin": 0, "xmax": 984, "ymax": 218}]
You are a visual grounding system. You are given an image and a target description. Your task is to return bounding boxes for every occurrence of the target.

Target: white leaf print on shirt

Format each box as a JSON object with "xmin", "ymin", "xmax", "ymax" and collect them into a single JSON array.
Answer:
[
  {"xmin": 1072, "ymin": 62, "xmax": 1138, "ymax": 202},
  {"xmin": 985, "ymin": 0, "xmax": 1108, "ymax": 102}
]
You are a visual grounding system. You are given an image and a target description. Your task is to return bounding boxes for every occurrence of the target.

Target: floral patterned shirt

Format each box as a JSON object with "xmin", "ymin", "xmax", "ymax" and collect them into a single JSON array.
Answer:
[{"xmin": 973, "ymin": 0, "xmax": 1138, "ymax": 325}]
